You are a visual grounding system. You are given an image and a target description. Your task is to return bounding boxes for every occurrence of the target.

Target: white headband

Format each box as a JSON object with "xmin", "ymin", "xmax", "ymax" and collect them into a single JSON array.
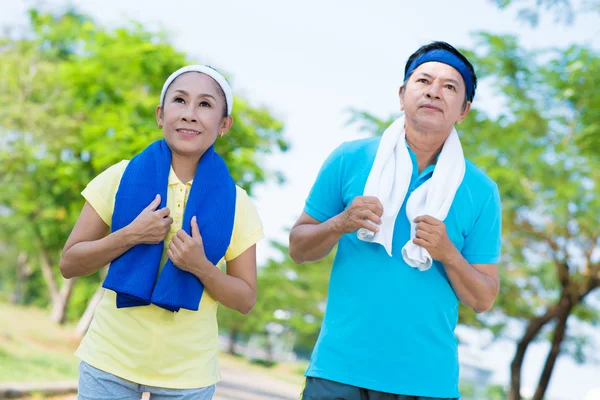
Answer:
[{"xmin": 159, "ymin": 65, "xmax": 233, "ymax": 116}]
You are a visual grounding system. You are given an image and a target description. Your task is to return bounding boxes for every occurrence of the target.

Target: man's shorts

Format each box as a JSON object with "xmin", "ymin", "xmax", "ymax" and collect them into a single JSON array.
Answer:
[
  {"xmin": 77, "ymin": 361, "xmax": 216, "ymax": 400},
  {"xmin": 300, "ymin": 377, "xmax": 458, "ymax": 400}
]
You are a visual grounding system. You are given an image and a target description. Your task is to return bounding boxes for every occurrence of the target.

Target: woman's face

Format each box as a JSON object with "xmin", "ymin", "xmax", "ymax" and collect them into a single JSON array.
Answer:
[{"xmin": 156, "ymin": 72, "xmax": 232, "ymax": 158}]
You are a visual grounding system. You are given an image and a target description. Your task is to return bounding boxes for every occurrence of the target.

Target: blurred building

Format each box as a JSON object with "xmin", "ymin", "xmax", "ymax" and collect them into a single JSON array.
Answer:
[{"xmin": 459, "ymin": 347, "xmax": 495, "ymax": 400}]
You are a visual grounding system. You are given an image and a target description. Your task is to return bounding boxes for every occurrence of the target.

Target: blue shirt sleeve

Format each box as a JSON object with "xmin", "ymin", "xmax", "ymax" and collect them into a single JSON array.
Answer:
[
  {"xmin": 461, "ymin": 185, "xmax": 502, "ymax": 264},
  {"xmin": 304, "ymin": 143, "xmax": 347, "ymax": 223}
]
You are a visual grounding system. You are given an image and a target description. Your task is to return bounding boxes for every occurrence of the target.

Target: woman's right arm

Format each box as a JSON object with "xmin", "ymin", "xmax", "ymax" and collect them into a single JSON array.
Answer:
[{"xmin": 59, "ymin": 195, "xmax": 172, "ymax": 279}]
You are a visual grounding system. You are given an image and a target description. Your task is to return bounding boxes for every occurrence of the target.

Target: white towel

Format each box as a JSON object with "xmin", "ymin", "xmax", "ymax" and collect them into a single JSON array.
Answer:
[{"xmin": 357, "ymin": 115, "xmax": 466, "ymax": 271}]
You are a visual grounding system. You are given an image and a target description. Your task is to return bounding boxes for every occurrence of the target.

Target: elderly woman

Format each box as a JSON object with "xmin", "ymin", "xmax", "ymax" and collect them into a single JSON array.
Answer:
[{"xmin": 60, "ymin": 65, "xmax": 263, "ymax": 400}]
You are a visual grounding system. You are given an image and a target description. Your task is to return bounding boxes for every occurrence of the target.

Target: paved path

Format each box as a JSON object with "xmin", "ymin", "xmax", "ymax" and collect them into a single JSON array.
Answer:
[
  {"xmin": 18, "ymin": 365, "xmax": 303, "ymax": 400},
  {"xmin": 214, "ymin": 366, "xmax": 301, "ymax": 400}
]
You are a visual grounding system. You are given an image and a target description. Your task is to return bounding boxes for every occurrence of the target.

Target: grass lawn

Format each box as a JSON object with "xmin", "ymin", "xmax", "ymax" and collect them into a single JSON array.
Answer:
[
  {"xmin": 0, "ymin": 302, "xmax": 307, "ymax": 386},
  {"xmin": 0, "ymin": 303, "xmax": 80, "ymax": 382}
]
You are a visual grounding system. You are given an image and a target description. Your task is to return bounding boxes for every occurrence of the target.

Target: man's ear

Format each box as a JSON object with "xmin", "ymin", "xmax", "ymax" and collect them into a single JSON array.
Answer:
[
  {"xmin": 399, "ymin": 85, "xmax": 406, "ymax": 111},
  {"xmin": 456, "ymin": 101, "xmax": 471, "ymax": 124}
]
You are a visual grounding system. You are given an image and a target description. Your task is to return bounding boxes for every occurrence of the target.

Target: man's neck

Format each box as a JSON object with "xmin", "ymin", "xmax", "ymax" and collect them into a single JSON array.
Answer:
[{"xmin": 405, "ymin": 124, "xmax": 451, "ymax": 173}]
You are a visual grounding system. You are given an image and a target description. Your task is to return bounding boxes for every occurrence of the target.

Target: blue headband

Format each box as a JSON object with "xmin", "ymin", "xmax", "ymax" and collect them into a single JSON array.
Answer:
[{"xmin": 405, "ymin": 49, "xmax": 475, "ymax": 101}]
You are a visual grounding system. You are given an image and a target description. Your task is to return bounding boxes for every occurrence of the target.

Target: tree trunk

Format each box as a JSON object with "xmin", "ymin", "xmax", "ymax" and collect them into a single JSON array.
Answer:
[
  {"xmin": 39, "ymin": 245, "xmax": 59, "ymax": 300},
  {"xmin": 10, "ymin": 252, "xmax": 31, "ymax": 305},
  {"xmin": 75, "ymin": 283, "xmax": 104, "ymax": 339},
  {"xmin": 509, "ymin": 304, "xmax": 561, "ymax": 400},
  {"xmin": 264, "ymin": 332, "xmax": 275, "ymax": 366},
  {"xmin": 75, "ymin": 268, "xmax": 107, "ymax": 339},
  {"xmin": 528, "ymin": 279, "xmax": 598, "ymax": 400},
  {"xmin": 228, "ymin": 327, "xmax": 239, "ymax": 355},
  {"xmin": 532, "ymin": 305, "xmax": 571, "ymax": 400},
  {"xmin": 49, "ymin": 277, "xmax": 77, "ymax": 324},
  {"xmin": 38, "ymin": 242, "xmax": 77, "ymax": 325}
]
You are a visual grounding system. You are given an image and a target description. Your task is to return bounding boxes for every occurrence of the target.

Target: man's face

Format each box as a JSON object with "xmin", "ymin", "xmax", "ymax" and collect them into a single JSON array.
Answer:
[{"xmin": 400, "ymin": 61, "xmax": 470, "ymax": 135}]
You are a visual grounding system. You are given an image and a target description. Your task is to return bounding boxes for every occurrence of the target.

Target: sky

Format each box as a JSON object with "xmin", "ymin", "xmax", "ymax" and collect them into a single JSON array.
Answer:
[{"xmin": 2, "ymin": 0, "xmax": 599, "ymax": 398}]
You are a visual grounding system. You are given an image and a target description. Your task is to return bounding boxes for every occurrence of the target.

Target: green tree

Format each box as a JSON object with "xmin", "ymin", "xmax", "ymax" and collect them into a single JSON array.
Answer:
[
  {"xmin": 348, "ymin": 34, "xmax": 600, "ymax": 400},
  {"xmin": 491, "ymin": 0, "xmax": 600, "ymax": 26},
  {"xmin": 462, "ymin": 34, "xmax": 600, "ymax": 400},
  {"xmin": 218, "ymin": 242, "xmax": 333, "ymax": 361},
  {"xmin": 0, "ymin": 8, "xmax": 288, "ymax": 324},
  {"xmin": 485, "ymin": 384, "xmax": 508, "ymax": 400}
]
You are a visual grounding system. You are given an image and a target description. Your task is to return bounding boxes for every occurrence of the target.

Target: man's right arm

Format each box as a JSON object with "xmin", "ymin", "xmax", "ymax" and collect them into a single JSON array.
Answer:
[
  {"xmin": 288, "ymin": 212, "xmax": 343, "ymax": 264},
  {"xmin": 289, "ymin": 197, "xmax": 383, "ymax": 264},
  {"xmin": 289, "ymin": 141, "xmax": 382, "ymax": 264}
]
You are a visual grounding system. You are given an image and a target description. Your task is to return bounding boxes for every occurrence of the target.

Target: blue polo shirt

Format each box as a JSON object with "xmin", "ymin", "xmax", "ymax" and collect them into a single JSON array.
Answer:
[{"xmin": 303, "ymin": 137, "xmax": 502, "ymax": 398}]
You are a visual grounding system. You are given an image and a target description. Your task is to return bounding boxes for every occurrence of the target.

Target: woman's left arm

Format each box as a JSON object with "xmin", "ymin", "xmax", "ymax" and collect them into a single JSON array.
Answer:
[
  {"xmin": 195, "ymin": 246, "xmax": 257, "ymax": 314},
  {"xmin": 168, "ymin": 216, "xmax": 257, "ymax": 314}
]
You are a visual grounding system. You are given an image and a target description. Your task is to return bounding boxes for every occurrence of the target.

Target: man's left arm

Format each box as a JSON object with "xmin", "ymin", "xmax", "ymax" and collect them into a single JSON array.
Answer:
[
  {"xmin": 413, "ymin": 186, "xmax": 502, "ymax": 313},
  {"xmin": 438, "ymin": 250, "xmax": 498, "ymax": 313}
]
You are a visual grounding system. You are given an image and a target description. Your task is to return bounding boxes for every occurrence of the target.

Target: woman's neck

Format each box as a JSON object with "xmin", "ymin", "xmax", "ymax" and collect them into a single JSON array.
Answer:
[{"xmin": 171, "ymin": 152, "xmax": 200, "ymax": 184}]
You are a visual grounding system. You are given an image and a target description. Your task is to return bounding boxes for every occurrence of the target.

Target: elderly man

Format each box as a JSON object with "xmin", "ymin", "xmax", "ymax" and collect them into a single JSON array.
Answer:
[{"xmin": 289, "ymin": 41, "xmax": 502, "ymax": 400}]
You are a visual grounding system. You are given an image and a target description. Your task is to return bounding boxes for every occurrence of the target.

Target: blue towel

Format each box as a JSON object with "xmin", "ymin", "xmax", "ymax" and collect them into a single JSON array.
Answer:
[{"xmin": 103, "ymin": 139, "xmax": 236, "ymax": 312}]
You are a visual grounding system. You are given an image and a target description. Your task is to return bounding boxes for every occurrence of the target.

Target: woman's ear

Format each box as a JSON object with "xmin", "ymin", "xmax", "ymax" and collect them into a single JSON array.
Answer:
[
  {"xmin": 219, "ymin": 115, "xmax": 234, "ymax": 137},
  {"xmin": 156, "ymin": 105, "xmax": 164, "ymax": 129}
]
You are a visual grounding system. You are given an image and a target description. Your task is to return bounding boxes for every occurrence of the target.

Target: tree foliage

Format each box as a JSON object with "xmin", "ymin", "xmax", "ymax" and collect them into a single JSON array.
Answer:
[
  {"xmin": 0, "ymin": 8, "xmax": 288, "ymax": 321},
  {"xmin": 218, "ymin": 243, "xmax": 333, "ymax": 359},
  {"xmin": 491, "ymin": 0, "xmax": 600, "ymax": 26}
]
